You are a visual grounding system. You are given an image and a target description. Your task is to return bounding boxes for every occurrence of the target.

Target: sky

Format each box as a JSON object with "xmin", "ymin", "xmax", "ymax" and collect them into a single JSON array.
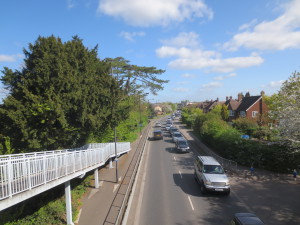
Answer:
[{"xmin": 1, "ymin": 0, "xmax": 300, "ymax": 103}]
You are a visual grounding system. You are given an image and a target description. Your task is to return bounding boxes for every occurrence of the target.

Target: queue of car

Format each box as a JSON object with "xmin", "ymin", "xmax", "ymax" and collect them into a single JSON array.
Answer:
[{"xmin": 151, "ymin": 115, "xmax": 265, "ymax": 223}]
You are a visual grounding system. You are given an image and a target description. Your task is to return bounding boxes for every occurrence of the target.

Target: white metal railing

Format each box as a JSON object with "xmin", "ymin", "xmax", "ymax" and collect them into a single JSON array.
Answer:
[{"xmin": 0, "ymin": 142, "xmax": 130, "ymax": 201}]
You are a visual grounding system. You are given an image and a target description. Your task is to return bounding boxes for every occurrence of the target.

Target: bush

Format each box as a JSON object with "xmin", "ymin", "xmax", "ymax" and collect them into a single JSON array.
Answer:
[{"xmin": 233, "ymin": 117, "xmax": 258, "ymax": 136}]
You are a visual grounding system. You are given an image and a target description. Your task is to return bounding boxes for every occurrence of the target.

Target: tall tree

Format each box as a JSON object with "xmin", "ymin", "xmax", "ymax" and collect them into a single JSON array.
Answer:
[
  {"xmin": 103, "ymin": 57, "xmax": 168, "ymax": 95},
  {"xmin": 0, "ymin": 35, "xmax": 119, "ymax": 152}
]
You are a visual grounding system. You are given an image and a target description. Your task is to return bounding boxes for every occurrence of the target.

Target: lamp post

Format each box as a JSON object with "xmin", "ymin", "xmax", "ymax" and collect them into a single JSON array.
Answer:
[
  {"xmin": 111, "ymin": 65, "xmax": 119, "ymax": 183},
  {"xmin": 114, "ymin": 125, "xmax": 118, "ymax": 183},
  {"xmin": 138, "ymin": 92, "xmax": 149, "ymax": 137}
]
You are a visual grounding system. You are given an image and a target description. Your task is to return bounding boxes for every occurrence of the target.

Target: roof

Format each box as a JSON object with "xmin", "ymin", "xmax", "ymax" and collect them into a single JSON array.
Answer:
[
  {"xmin": 234, "ymin": 213, "xmax": 265, "ymax": 225},
  {"xmin": 236, "ymin": 96, "xmax": 261, "ymax": 112},
  {"xmin": 198, "ymin": 156, "xmax": 220, "ymax": 165},
  {"xmin": 225, "ymin": 99, "xmax": 241, "ymax": 111}
]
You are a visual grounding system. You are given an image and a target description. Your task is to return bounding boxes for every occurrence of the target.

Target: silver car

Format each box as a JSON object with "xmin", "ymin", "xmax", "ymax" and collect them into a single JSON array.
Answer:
[
  {"xmin": 194, "ymin": 156, "xmax": 230, "ymax": 195},
  {"xmin": 172, "ymin": 132, "xmax": 183, "ymax": 143}
]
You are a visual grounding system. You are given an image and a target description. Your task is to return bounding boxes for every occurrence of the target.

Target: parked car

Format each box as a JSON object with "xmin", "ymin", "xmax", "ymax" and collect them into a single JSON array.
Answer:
[
  {"xmin": 152, "ymin": 130, "xmax": 163, "ymax": 140},
  {"xmin": 230, "ymin": 213, "xmax": 266, "ymax": 225},
  {"xmin": 175, "ymin": 138, "xmax": 190, "ymax": 153},
  {"xmin": 172, "ymin": 132, "xmax": 183, "ymax": 143},
  {"xmin": 194, "ymin": 156, "xmax": 230, "ymax": 195}
]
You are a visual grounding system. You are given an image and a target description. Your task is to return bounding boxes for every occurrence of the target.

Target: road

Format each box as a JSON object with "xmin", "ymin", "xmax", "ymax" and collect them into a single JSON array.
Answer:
[{"xmin": 124, "ymin": 119, "xmax": 300, "ymax": 225}]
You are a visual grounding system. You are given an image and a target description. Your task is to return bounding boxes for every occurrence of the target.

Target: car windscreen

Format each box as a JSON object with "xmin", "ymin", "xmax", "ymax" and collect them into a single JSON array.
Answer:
[
  {"xmin": 203, "ymin": 165, "xmax": 224, "ymax": 174},
  {"xmin": 174, "ymin": 133, "xmax": 182, "ymax": 137},
  {"xmin": 178, "ymin": 141, "xmax": 188, "ymax": 148}
]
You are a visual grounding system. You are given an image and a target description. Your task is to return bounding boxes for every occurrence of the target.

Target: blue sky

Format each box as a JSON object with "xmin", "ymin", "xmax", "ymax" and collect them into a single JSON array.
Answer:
[{"xmin": 1, "ymin": 0, "xmax": 300, "ymax": 103}]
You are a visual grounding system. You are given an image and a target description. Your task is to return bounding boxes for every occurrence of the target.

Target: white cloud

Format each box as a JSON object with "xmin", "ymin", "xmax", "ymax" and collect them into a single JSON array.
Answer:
[
  {"xmin": 0, "ymin": 54, "xmax": 22, "ymax": 62},
  {"xmin": 214, "ymin": 73, "xmax": 237, "ymax": 81},
  {"xmin": 119, "ymin": 31, "xmax": 145, "ymax": 41},
  {"xmin": 238, "ymin": 19, "xmax": 258, "ymax": 31},
  {"xmin": 181, "ymin": 73, "xmax": 196, "ymax": 78},
  {"xmin": 98, "ymin": 0, "xmax": 213, "ymax": 27},
  {"xmin": 224, "ymin": 0, "xmax": 300, "ymax": 51},
  {"xmin": 262, "ymin": 80, "xmax": 285, "ymax": 88},
  {"xmin": 161, "ymin": 32, "xmax": 200, "ymax": 48},
  {"xmin": 156, "ymin": 32, "xmax": 264, "ymax": 73},
  {"xmin": 67, "ymin": 0, "xmax": 75, "ymax": 8},
  {"xmin": 202, "ymin": 81, "xmax": 222, "ymax": 89},
  {"xmin": 173, "ymin": 87, "xmax": 189, "ymax": 92}
]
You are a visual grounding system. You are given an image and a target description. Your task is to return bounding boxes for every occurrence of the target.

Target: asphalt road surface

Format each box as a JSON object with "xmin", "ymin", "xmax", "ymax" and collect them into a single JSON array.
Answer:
[{"xmin": 125, "ymin": 120, "xmax": 300, "ymax": 225}]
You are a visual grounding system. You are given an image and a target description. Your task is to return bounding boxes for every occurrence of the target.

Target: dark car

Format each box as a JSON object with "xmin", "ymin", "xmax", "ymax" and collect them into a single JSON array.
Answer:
[
  {"xmin": 169, "ymin": 127, "xmax": 178, "ymax": 135},
  {"xmin": 230, "ymin": 213, "xmax": 266, "ymax": 225},
  {"xmin": 175, "ymin": 138, "xmax": 190, "ymax": 153},
  {"xmin": 152, "ymin": 130, "xmax": 163, "ymax": 140}
]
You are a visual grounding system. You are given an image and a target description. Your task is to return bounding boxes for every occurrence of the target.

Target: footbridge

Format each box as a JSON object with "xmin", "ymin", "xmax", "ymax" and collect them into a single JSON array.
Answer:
[{"xmin": 0, "ymin": 142, "xmax": 131, "ymax": 224}]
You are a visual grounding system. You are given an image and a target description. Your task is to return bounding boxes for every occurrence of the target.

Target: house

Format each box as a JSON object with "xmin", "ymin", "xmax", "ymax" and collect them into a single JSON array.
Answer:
[
  {"xmin": 225, "ymin": 91, "xmax": 268, "ymax": 122},
  {"xmin": 204, "ymin": 98, "xmax": 225, "ymax": 113},
  {"xmin": 224, "ymin": 96, "xmax": 241, "ymax": 121},
  {"xmin": 153, "ymin": 104, "xmax": 163, "ymax": 115}
]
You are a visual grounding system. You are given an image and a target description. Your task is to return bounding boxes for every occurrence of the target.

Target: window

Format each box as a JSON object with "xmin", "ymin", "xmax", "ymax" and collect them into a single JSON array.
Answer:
[
  {"xmin": 240, "ymin": 111, "xmax": 246, "ymax": 117},
  {"xmin": 252, "ymin": 111, "xmax": 258, "ymax": 118},
  {"xmin": 229, "ymin": 110, "xmax": 235, "ymax": 116}
]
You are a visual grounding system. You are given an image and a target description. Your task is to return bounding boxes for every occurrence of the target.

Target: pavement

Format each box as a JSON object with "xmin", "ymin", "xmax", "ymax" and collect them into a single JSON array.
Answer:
[{"xmin": 76, "ymin": 118, "xmax": 299, "ymax": 225}]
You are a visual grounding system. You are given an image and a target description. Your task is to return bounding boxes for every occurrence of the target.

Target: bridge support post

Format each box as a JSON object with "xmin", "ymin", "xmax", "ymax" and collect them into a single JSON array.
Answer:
[
  {"xmin": 94, "ymin": 168, "xmax": 99, "ymax": 188},
  {"xmin": 109, "ymin": 158, "xmax": 113, "ymax": 168},
  {"xmin": 65, "ymin": 181, "xmax": 74, "ymax": 225}
]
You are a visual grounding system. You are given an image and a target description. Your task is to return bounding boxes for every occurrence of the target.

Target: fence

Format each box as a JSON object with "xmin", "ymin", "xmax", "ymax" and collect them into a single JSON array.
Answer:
[{"xmin": 0, "ymin": 142, "xmax": 130, "ymax": 201}]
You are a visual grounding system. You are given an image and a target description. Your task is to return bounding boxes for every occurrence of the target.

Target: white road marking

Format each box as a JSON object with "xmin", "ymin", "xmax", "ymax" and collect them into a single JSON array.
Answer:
[
  {"xmin": 179, "ymin": 170, "xmax": 183, "ymax": 179},
  {"xmin": 188, "ymin": 196, "xmax": 194, "ymax": 211},
  {"xmin": 119, "ymin": 176, "xmax": 122, "ymax": 182},
  {"xmin": 99, "ymin": 181, "xmax": 104, "ymax": 186},
  {"xmin": 113, "ymin": 184, "xmax": 119, "ymax": 193},
  {"xmin": 174, "ymin": 156, "xmax": 176, "ymax": 161}
]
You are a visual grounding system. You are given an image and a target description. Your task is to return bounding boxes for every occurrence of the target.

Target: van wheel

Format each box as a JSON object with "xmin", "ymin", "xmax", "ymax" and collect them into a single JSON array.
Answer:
[
  {"xmin": 224, "ymin": 190, "xmax": 230, "ymax": 196},
  {"xmin": 200, "ymin": 183, "xmax": 207, "ymax": 194}
]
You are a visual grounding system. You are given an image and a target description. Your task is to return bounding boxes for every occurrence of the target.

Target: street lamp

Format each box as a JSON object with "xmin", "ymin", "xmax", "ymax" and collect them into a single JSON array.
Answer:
[
  {"xmin": 138, "ymin": 92, "xmax": 149, "ymax": 137},
  {"xmin": 110, "ymin": 65, "xmax": 119, "ymax": 183}
]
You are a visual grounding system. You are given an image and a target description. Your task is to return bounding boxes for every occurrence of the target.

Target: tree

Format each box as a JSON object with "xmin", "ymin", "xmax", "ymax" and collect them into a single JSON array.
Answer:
[
  {"xmin": 103, "ymin": 57, "xmax": 168, "ymax": 95},
  {"xmin": 272, "ymin": 71, "xmax": 300, "ymax": 147},
  {"xmin": 0, "ymin": 35, "xmax": 120, "ymax": 152},
  {"xmin": 221, "ymin": 104, "xmax": 229, "ymax": 121}
]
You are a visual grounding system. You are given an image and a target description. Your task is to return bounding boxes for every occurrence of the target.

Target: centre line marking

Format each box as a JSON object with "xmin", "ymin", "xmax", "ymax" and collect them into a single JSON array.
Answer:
[
  {"xmin": 188, "ymin": 196, "xmax": 195, "ymax": 211},
  {"xmin": 179, "ymin": 170, "xmax": 183, "ymax": 178}
]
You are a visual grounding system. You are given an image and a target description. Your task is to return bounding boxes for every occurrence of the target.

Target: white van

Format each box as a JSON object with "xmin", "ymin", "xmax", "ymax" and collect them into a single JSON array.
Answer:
[{"xmin": 194, "ymin": 156, "xmax": 230, "ymax": 195}]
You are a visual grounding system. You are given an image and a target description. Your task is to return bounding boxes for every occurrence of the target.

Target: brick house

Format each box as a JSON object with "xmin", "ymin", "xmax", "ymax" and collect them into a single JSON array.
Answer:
[{"xmin": 225, "ymin": 91, "xmax": 268, "ymax": 122}]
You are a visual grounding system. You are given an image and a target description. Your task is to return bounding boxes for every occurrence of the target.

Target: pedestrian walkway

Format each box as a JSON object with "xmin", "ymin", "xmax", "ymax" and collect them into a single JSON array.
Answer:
[{"xmin": 76, "ymin": 124, "xmax": 151, "ymax": 225}]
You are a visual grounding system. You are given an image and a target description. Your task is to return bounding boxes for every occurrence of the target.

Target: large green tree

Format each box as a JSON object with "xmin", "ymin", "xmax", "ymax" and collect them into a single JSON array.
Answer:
[{"xmin": 0, "ymin": 35, "xmax": 120, "ymax": 152}]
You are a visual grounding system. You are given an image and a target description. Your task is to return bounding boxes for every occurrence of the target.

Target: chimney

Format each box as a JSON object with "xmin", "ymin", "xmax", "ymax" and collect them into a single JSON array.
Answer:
[
  {"xmin": 261, "ymin": 90, "xmax": 265, "ymax": 97},
  {"xmin": 230, "ymin": 96, "xmax": 232, "ymax": 100},
  {"xmin": 226, "ymin": 96, "xmax": 228, "ymax": 101},
  {"xmin": 245, "ymin": 92, "xmax": 250, "ymax": 97},
  {"xmin": 238, "ymin": 93, "xmax": 244, "ymax": 101},
  {"xmin": 216, "ymin": 98, "xmax": 219, "ymax": 102}
]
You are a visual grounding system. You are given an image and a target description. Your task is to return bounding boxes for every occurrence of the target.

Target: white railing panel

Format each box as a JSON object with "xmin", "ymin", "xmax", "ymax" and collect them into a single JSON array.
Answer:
[{"xmin": 0, "ymin": 142, "xmax": 130, "ymax": 200}]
